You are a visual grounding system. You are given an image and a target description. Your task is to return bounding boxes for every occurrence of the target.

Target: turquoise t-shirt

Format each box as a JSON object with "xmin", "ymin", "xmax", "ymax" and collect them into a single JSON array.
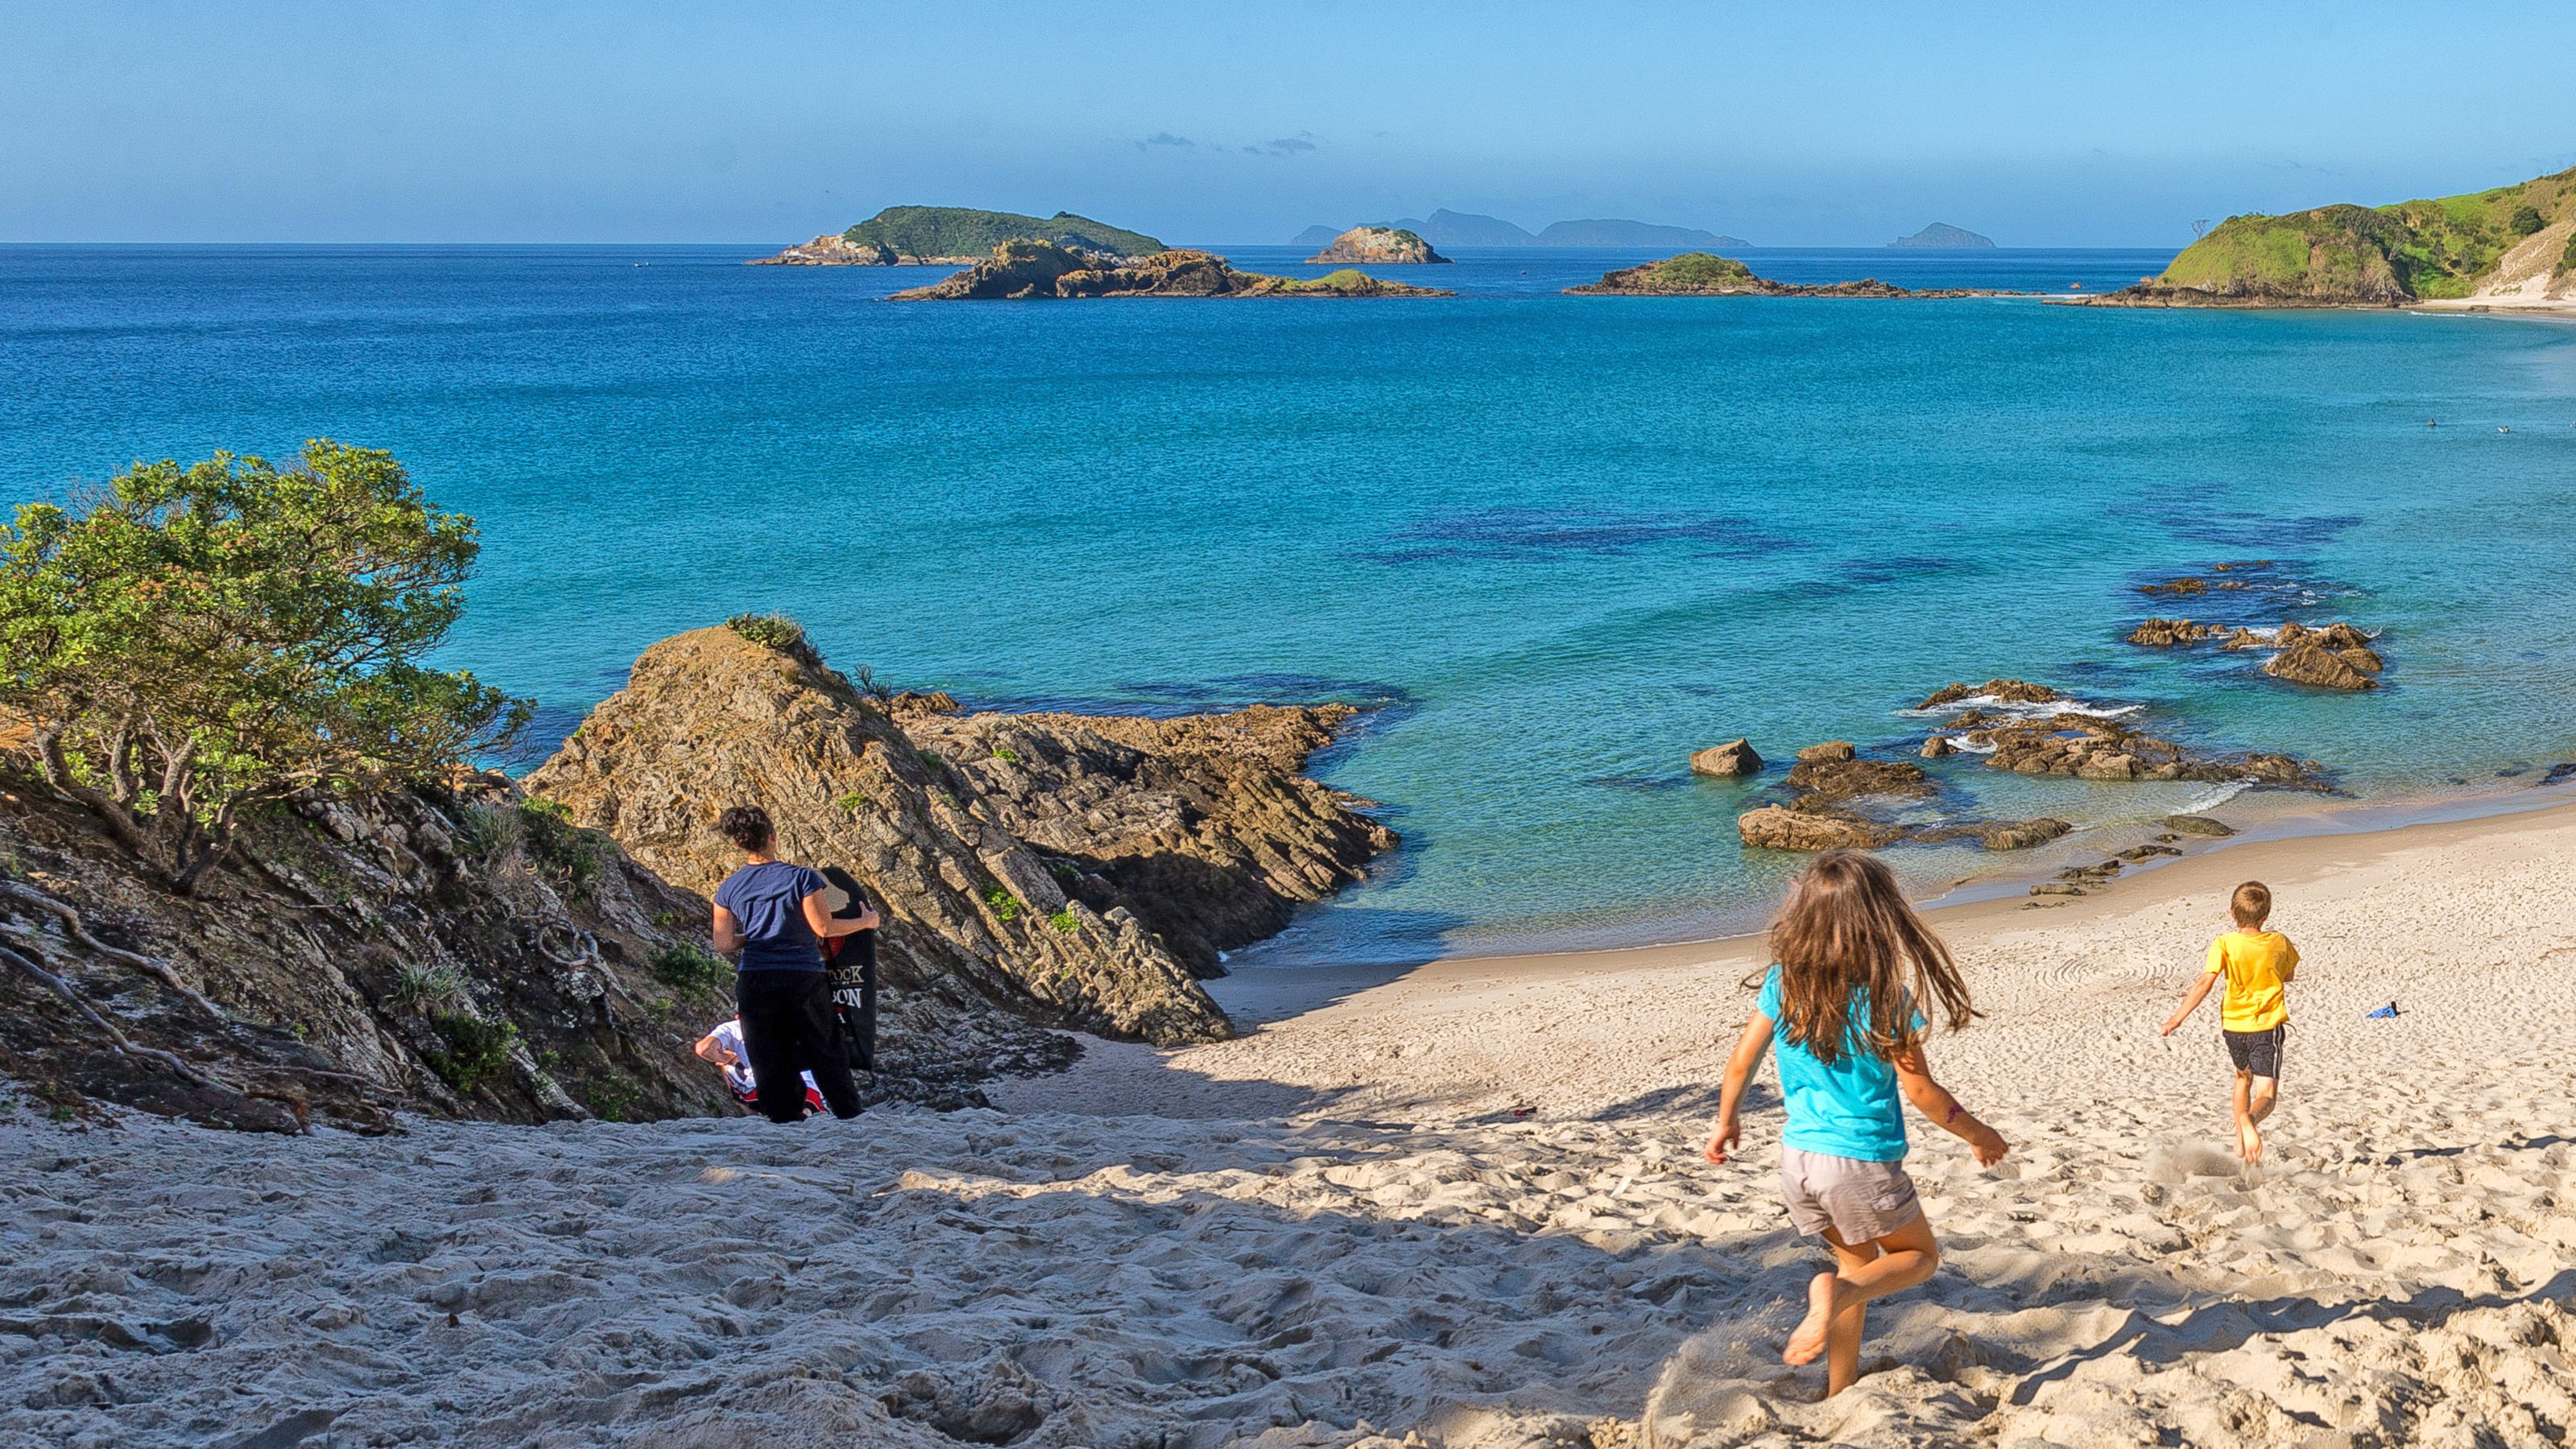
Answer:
[{"xmin": 1758, "ymin": 964, "xmax": 1925, "ymax": 1163}]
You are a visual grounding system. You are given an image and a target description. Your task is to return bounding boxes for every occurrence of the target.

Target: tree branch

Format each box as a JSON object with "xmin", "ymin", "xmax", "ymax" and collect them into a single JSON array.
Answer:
[
  {"xmin": 0, "ymin": 877, "xmax": 228, "ymax": 1020},
  {"xmin": 0, "ymin": 941, "xmax": 254, "ymax": 1104}
]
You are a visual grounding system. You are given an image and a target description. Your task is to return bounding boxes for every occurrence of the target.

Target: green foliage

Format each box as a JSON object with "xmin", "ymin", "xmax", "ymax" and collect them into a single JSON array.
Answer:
[
  {"xmin": 426, "ymin": 1011, "xmax": 519, "ymax": 1094},
  {"xmin": 1048, "ymin": 859, "xmax": 1080, "ymax": 885},
  {"xmin": 2156, "ymin": 166, "xmax": 2576, "ymax": 301},
  {"xmin": 916, "ymin": 749, "xmax": 945, "ymax": 771},
  {"xmin": 835, "ymin": 790, "xmax": 871, "ymax": 815},
  {"xmin": 982, "ymin": 884, "xmax": 1023, "ymax": 923},
  {"xmin": 453, "ymin": 800, "xmax": 524, "ymax": 858},
  {"xmin": 725, "ymin": 611, "xmax": 828, "ymax": 673},
  {"xmin": 990, "ymin": 745, "xmax": 1022, "ymax": 765},
  {"xmin": 649, "ymin": 941, "xmax": 732, "ymax": 995},
  {"xmin": 581, "ymin": 1074, "xmax": 643, "ymax": 1123},
  {"xmin": 387, "ymin": 962, "xmax": 466, "ymax": 1012},
  {"xmin": 2561, "ymin": 231, "xmax": 2576, "ymax": 277},
  {"xmin": 516, "ymin": 799, "xmax": 603, "ymax": 896},
  {"xmin": 0, "ymin": 442, "xmax": 528, "ymax": 892},
  {"xmin": 842, "ymin": 205, "xmax": 1162, "ymax": 260},
  {"xmin": 1639, "ymin": 253, "xmax": 1760, "ymax": 289},
  {"xmin": 1048, "ymin": 907, "xmax": 1079, "ymax": 936}
]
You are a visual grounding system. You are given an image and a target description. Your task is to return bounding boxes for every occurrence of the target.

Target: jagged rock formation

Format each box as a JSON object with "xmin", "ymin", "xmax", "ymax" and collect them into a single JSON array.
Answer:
[
  {"xmin": 1305, "ymin": 226, "xmax": 1449, "ymax": 265},
  {"xmin": 1916, "ymin": 679, "xmax": 2061, "ymax": 710},
  {"xmin": 1569, "ymin": 254, "xmax": 2016, "ymax": 298},
  {"xmin": 891, "ymin": 242, "xmax": 1453, "ymax": 300},
  {"xmin": 2263, "ymin": 621, "xmax": 2384, "ymax": 691},
  {"xmin": 1689, "ymin": 739, "xmax": 1763, "ymax": 777},
  {"xmin": 1955, "ymin": 710, "xmax": 2319, "ymax": 786},
  {"xmin": 2078, "ymin": 166, "xmax": 2576, "ymax": 307},
  {"xmin": 2125, "ymin": 614, "xmax": 2387, "ymax": 689},
  {"xmin": 0, "ymin": 774, "xmax": 743, "ymax": 1133},
  {"xmin": 1736, "ymin": 741, "xmax": 2067, "ymax": 854},
  {"xmin": 525, "ymin": 627, "xmax": 1395, "ymax": 1046},
  {"xmin": 750, "ymin": 207, "xmax": 1163, "ymax": 266}
]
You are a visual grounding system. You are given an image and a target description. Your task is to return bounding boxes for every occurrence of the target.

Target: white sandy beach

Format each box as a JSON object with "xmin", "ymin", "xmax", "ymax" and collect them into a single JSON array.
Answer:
[{"xmin": 8, "ymin": 799, "xmax": 2576, "ymax": 1447}]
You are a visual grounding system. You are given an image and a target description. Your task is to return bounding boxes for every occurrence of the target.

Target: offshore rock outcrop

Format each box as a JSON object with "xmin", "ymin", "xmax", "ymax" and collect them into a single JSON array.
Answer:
[
  {"xmin": 0, "ymin": 774, "xmax": 742, "ymax": 1133},
  {"xmin": 1569, "ymin": 252, "xmax": 2016, "ymax": 298},
  {"xmin": 1953, "ymin": 709, "xmax": 2322, "ymax": 787},
  {"xmin": 891, "ymin": 242, "xmax": 1454, "ymax": 300},
  {"xmin": 2125, "ymin": 613, "xmax": 2387, "ymax": 690},
  {"xmin": 1305, "ymin": 226, "xmax": 1449, "ymax": 265},
  {"xmin": 751, "ymin": 232, "xmax": 903, "ymax": 266},
  {"xmin": 1737, "ymin": 742, "xmax": 2069, "ymax": 853},
  {"xmin": 525, "ymin": 627, "xmax": 1396, "ymax": 1046},
  {"xmin": 750, "ymin": 207, "xmax": 1164, "ymax": 266}
]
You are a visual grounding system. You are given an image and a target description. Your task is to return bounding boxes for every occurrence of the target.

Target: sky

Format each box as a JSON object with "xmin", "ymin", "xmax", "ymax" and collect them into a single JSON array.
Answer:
[{"xmin": 6, "ymin": 1, "xmax": 2574, "ymax": 248}]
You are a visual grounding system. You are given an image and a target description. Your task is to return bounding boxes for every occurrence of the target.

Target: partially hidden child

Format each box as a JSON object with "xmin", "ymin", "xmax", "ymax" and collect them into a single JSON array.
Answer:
[
  {"xmin": 1705, "ymin": 851, "xmax": 2010, "ymax": 1398},
  {"xmin": 2160, "ymin": 879, "xmax": 2298, "ymax": 1162}
]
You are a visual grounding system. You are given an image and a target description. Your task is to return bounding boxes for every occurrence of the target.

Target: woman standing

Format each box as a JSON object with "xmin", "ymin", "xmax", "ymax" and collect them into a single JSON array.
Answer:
[{"xmin": 709, "ymin": 805, "xmax": 877, "ymax": 1122}]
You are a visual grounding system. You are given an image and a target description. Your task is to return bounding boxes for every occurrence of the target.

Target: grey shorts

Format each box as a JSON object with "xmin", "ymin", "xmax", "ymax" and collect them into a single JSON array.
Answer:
[{"xmin": 1780, "ymin": 1146, "xmax": 1923, "ymax": 1243}]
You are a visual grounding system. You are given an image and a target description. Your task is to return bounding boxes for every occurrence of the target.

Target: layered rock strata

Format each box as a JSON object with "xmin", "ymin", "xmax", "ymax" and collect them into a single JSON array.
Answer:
[
  {"xmin": 1736, "ymin": 743, "xmax": 2069, "ymax": 853},
  {"xmin": 526, "ymin": 627, "xmax": 1395, "ymax": 1046}
]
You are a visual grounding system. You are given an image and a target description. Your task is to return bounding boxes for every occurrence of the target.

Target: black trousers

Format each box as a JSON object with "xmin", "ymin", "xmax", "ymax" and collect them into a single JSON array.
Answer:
[{"xmin": 734, "ymin": 969, "xmax": 862, "ymax": 1123}]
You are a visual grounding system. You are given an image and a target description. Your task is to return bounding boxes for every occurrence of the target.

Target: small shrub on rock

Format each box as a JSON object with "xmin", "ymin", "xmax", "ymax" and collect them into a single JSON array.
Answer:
[
  {"xmin": 649, "ymin": 941, "xmax": 731, "ymax": 995},
  {"xmin": 427, "ymin": 1011, "xmax": 519, "ymax": 1093}
]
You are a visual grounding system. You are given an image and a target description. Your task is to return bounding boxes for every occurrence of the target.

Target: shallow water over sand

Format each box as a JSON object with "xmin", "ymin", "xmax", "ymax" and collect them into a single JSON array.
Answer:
[{"xmin": 3, "ymin": 244, "xmax": 2572, "ymax": 960}]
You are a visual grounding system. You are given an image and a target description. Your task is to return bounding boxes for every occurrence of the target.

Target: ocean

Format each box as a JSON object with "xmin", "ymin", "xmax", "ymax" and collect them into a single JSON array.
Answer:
[{"xmin": 3, "ymin": 242, "xmax": 2573, "ymax": 964}]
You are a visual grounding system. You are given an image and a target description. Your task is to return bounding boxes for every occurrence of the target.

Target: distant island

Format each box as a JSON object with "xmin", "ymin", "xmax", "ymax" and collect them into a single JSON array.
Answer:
[
  {"xmin": 1890, "ymin": 222, "xmax": 1995, "ymax": 249},
  {"xmin": 752, "ymin": 205, "xmax": 1162, "ymax": 266},
  {"xmin": 1288, "ymin": 208, "xmax": 1747, "ymax": 249},
  {"xmin": 2080, "ymin": 165, "xmax": 2576, "ymax": 308},
  {"xmin": 889, "ymin": 242, "xmax": 1454, "ymax": 300},
  {"xmin": 1305, "ymin": 226, "xmax": 1449, "ymax": 264},
  {"xmin": 1565, "ymin": 252, "xmax": 2017, "ymax": 298}
]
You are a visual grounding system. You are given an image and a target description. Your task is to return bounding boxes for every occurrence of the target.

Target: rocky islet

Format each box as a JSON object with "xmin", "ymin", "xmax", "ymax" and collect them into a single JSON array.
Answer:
[{"xmin": 889, "ymin": 241, "xmax": 1454, "ymax": 300}]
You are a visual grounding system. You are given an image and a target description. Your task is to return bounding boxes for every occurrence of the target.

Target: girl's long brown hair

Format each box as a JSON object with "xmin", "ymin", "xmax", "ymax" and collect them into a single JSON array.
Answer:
[{"xmin": 1755, "ymin": 851, "xmax": 1975, "ymax": 1065}]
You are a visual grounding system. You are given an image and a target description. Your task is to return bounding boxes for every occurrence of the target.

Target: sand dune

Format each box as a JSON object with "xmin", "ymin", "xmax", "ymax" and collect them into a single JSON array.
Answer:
[{"xmin": 6, "ymin": 800, "xmax": 2575, "ymax": 1447}]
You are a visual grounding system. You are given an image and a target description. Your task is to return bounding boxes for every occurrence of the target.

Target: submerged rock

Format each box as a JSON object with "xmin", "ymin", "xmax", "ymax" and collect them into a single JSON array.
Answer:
[
  {"xmin": 1910, "ymin": 818, "xmax": 2075, "ymax": 851},
  {"xmin": 1784, "ymin": 757, "xmax": 1933, "ymax": 803},
  {"xmin": 2165, "ymin": 815, "xmax": 2238, "ymax": 837},
  {"xmin": 1689, "ymin": 738, "xmax": 1764, "ymax": 777},
  {"xmin": 2140, "ymin": 577, "xmax": 2209, "ymax": 597}
]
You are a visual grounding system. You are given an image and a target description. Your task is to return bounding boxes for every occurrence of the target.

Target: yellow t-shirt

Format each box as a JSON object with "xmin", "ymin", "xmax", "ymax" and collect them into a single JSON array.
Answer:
[{"xmin": 2205, "ymin": 930, "xmax": 2297, "ymax": 1031}]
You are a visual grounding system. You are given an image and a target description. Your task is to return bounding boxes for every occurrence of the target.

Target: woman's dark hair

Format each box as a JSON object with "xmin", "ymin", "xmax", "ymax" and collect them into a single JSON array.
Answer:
[
  {"xmin": 716, "ymin": 805, "xmax": 775, "ymax": 852},
  {"xmin": 1751, "ymin": 849, "xmax": 1975, "ymax": 1066}
]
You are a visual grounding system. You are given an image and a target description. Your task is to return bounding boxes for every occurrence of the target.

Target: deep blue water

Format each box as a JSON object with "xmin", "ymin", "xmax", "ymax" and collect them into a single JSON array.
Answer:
[{"xmin": 4, "ymin": 243, "xmax": 2574, "ymax": 963}]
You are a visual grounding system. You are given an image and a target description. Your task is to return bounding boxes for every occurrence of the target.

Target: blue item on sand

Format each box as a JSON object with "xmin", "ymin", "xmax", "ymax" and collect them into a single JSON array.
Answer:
[{"xmin": 2367, "ymin": 1001, "xmax": 2399, "ymax": 1018}]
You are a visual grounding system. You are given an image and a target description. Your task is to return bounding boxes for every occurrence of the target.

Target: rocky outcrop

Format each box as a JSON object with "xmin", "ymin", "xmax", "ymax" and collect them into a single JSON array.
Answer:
[
  {"xmin": 1962, "ymin": 711, "xmax": 2321, "ymax": 786},
  {"xmin": 750, "ymin": 233, "xmax": 903, "ymax": 266},
  {"xmin": 891, "ymin": 242, "xmax": 1454, "ymax": 301},
  {"xmin": 1737, "ymin": 806, "xmax": 1898, "ymax": 852},
  {"xmin": 0, "ymin": 774, "xmax": 746, "ymax": 1133},
  {"xmin": 1569, "ymin": 253, "xmax": 2018, "ymax": 298},
  {"xmin": 525, "ymin": 627, "xmax": 1395, "ymax": 1046},
  {"xmin": 2127, "ymin": 611, "xmax": 2387, "ymax": 689},
  {"xmin": 1916, "ymin": 679, "xmax": 2061, "ymax": 710},
  {"xmin": 1737, "ymin": 741, "xmax": 2065, "ymax": 853},
  {"xmin": 1689, "ymin": 739, "xmax": 1763, "ymax": 777},
  {"xmin": 2139, "ymin": 576, "xmax": 2209, "ymax": 597},
  {"xmin": 1305, "ymin": 227, "xmax": 1449, "ymax": 265},
  {"xmin": 751, "ymin": 207, "xmax": 1164, "ymax": 266},
  {"xmin": 2165, "ymin": 815, "xmax": 2236, "ymax": 837},
  {"xmin": 2127, "ymin": 618, "xmax": 2214, "ymax": 646},
  {"xmin": 2263, "ymin": 621, "xmax": 2384, "ymax": 691}
]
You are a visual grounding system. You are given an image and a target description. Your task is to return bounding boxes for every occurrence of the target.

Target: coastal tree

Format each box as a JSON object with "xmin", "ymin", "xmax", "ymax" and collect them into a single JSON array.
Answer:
[{"xmin": 0, "ymin": 441, "xmax": 528, "ymax": 892}]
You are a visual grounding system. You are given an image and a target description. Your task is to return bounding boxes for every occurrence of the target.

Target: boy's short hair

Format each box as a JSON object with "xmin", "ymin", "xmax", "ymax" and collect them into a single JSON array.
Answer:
[{"xmin": 2231, "ymin": 881, "xmax": 2272, "ymax": 927}]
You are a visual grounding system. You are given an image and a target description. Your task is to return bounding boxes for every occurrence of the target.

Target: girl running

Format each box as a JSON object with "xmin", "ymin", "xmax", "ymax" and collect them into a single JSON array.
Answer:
[{"xmin": 1703, "ymin": 850, "xmax": 2008, "ymax": 1397}]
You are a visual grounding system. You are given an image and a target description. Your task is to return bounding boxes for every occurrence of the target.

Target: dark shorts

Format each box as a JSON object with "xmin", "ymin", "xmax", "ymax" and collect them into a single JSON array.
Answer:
[{"xmin": 2224, "ymin": 1024, "xmax": 2284, "ymax": 1080}]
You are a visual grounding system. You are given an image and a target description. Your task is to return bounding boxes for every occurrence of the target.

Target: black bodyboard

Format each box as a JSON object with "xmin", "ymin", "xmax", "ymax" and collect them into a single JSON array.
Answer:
[{"xmin": 817, "ymin": 865, "xmax": 879, "ymax": 1072}]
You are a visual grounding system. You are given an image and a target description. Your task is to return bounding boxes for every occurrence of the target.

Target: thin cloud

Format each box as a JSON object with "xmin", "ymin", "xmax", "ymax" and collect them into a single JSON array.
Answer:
[
  {"xmin": 1267, "ymin": 137, "xmax": 1317, "ymax": 155},
  {"xmin": 1135, "ymin": 132, "xmax": 1195, "ymax": 151}
]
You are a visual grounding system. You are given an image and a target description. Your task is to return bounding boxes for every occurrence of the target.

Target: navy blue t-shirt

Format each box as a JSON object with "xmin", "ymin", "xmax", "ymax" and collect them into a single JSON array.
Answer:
[{"xmin": 714, "ymin": 861, "xmax": 827, "ymax": 972}]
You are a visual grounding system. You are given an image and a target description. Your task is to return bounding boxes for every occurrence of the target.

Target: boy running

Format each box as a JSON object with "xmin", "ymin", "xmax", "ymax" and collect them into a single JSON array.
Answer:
[{"xmin": 2160, "ymin": 880, "xmax": 2299, "ymax": 1162}]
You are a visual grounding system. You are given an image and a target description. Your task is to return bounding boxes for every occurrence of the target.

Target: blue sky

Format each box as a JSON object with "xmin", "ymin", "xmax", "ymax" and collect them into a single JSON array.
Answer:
[{"xmin": 6, "ymin": 0, "xmax": 2573, "ymax": 246}]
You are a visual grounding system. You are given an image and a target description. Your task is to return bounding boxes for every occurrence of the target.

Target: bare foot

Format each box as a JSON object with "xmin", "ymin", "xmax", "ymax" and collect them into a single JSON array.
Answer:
[
  {"xmin": 2243, "ymin": 1124, "xmax": 2264, "ymax": 1164},
  {"xmin": 1784, "ymin": 1272, "xmax": 1838, "ymax": 1366}
]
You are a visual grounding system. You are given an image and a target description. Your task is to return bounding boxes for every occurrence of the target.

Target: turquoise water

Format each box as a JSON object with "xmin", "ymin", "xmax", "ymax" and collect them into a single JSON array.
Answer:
[{"xmin": 4, "ymin": 244, "xmax": 2574, "ymax": 962}]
